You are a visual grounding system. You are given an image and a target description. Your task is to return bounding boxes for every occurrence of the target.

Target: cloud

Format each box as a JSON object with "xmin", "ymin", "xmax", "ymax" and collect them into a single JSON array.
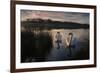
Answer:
[{"xmin": 21, "ymin": 10, "xmax": 89, "ymax": 24}]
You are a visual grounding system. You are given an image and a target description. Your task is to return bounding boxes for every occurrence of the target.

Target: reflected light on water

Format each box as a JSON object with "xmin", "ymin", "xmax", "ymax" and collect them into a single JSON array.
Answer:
[{"xmin": 50, "ymin": 29, "xmax": 89, "ymax": 48}]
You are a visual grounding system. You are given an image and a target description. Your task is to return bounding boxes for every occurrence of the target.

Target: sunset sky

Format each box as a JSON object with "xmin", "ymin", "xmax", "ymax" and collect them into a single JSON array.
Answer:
[{"xmin": 21, "ymin": 10, "xmax": 89, "ymax": 24}]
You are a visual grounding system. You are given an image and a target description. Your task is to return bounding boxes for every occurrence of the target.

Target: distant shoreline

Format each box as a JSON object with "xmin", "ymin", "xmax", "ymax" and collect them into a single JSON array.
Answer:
[{"xmin": 21, "ymin": 18, "xmax": 89, "ymax": 29}]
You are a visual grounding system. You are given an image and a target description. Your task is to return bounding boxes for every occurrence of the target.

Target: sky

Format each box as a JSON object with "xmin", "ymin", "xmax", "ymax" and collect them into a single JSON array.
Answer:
[{"xmin": 21, "ymin": 10, "xmax": 89, "ymax": 24}]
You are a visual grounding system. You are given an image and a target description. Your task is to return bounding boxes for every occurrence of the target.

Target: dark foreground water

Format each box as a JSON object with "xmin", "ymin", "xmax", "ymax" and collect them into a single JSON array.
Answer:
[{"xmin": 21, "ymin": 28, "xmax": 89, "ymax": 63}]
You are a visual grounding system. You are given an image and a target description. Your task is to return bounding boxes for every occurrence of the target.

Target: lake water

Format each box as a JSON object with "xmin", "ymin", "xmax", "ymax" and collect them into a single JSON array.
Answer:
[
  {"xmin": 46, "ymin": 29, "xmax": 89, "ymax": 61},
  {"xmin": 21, "ymin": 28, "xmax": 89, "ymax": 62}
]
